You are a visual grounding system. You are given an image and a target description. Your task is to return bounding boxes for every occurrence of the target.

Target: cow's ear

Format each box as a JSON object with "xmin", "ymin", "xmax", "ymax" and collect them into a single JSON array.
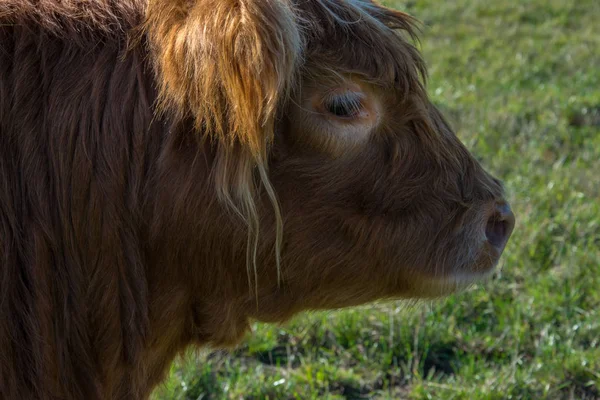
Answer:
[{"xmin": 145, "ymin": 0, "xmax": 302, "ymax": 159}]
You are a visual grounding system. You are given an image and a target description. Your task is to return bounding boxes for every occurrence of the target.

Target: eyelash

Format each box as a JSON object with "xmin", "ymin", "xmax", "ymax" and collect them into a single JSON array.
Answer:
[{"xmin": 322, "ymin": 93, "xmax": 364, "ymax": 118}]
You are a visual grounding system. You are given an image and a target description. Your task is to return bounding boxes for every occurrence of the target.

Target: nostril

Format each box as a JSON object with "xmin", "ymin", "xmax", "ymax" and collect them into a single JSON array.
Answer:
[
  {"xmin": 486, "ymin": 218, "xmax": 508, "ymax": 248},
  {"xmin": 485, "ymin": 202, "xmax": 515, "ymax": 249}
]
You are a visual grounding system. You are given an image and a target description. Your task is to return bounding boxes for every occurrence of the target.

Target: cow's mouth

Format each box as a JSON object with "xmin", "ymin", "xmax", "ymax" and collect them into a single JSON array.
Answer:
[{"xmin": 409, "ymin": 202, "xmax": 516, "ymax": 298}]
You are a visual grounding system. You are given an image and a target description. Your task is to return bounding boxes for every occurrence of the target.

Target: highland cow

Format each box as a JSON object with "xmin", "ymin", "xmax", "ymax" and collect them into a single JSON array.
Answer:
[{"xmin": 0, "ymin": 0, "xmax": 515, "ymax": 398}]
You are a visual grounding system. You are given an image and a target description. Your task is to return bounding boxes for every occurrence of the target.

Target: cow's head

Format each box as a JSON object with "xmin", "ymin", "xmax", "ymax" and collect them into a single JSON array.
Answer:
[{"xmin": 146, "ymin": 0, "xmax": 515, "ymax": 326}]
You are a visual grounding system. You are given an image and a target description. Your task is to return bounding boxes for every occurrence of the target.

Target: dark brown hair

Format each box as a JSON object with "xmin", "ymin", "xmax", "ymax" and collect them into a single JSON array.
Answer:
[{"xmin": 0, "ymin": 1, "xmax": 514, "ymax": 398}]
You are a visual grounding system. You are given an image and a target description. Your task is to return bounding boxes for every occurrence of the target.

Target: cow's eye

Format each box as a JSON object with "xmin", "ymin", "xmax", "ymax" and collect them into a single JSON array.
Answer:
[{"xmin": 322, "ymin": 93, "xmax": 364, "ymax": 119}]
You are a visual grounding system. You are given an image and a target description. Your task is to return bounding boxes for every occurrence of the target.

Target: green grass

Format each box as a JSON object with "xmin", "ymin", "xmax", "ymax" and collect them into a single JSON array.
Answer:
[{"xmin": 152, "ymin": 1, "xmax": 600, "ymax": 399}]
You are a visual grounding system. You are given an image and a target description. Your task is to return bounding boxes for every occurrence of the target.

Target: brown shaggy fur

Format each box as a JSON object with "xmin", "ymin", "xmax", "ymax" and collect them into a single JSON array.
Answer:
[{"xmin": 0, "ymin": 1, "xmax": 514, "ymax": 398}]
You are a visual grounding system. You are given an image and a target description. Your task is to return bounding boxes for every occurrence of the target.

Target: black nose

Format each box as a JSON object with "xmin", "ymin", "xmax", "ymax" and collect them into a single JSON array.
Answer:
[{"xmin": 485, "ymin": 201, "xmax": 515, "ymax": 249}]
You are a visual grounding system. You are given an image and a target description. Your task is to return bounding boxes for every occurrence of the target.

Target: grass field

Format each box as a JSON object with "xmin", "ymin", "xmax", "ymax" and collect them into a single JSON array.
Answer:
[{"xmin": 152, "ymin": 1, "xmax": 600, "ymax": 398}]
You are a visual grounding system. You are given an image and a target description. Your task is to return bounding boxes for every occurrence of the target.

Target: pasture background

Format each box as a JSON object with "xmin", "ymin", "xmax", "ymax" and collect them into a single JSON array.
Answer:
[{"xmin": 153, "ymin": 0, "xmax": 600, "ymax": 398}]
